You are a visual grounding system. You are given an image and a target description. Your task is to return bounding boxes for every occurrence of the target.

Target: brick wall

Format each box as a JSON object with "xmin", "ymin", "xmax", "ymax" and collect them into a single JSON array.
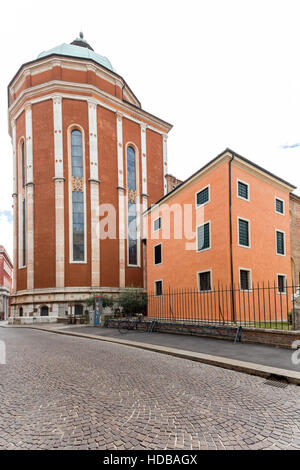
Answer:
[
  {"xmin": 106, "ymin": 318, "xmax": 300, "ymax": 348},
  {"xmin": 165, "ymin": 174, "xmax": 183, "ymax": 194}
]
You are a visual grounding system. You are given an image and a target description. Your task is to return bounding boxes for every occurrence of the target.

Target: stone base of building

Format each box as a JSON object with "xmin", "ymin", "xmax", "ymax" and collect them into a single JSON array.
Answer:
[
  {"xmin": 9, "ymin": 316, "xmax": 60, "ymax": 325},
  {"xmin": 9, "ymin": 286, "xmax": 144, "ymax": 324}
]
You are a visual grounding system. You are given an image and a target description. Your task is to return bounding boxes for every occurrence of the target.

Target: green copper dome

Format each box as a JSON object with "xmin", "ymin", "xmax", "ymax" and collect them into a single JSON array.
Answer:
[{"xmin": 37, "ymin": 33, "xmax": 116, "ymax": 72}]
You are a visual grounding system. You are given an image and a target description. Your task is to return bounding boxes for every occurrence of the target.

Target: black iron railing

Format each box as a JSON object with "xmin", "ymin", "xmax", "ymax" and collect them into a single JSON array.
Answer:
[{"xmin": 147, "ymin": 282, "xmax": 298, "ymax": 330}]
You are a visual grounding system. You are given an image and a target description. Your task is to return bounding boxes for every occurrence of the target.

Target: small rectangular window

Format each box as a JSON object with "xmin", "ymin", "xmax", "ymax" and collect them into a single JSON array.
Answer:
[
  {"xmin": 155, "ymin": 280, "xmax": 163, "ymax": 296},
  {"xmin": 240, "ymin": 269, "xmax": 251, "ymax": 290},
  {"xmin": 277, "ymin": 275, "xmax": 286, "ymax": 293},
  {"xmin": 238, "ymin": 181, "xmax": 249, "ymax": 200},
  {"xmin": 198, "ymin": 271, "xmax": 211, "ymax": 292},
  {"xmin": 154, "ymin": 244, "xmax": 162, "ymax": 265},
  {"xmin": 276, "ymin": 230, "xmax": 285, "ymax": 255},
  {"xmin": 238, "ymin": 218, "xmax": 250, "ymax": 247},
  {"xmin": 275, "ymin": 198, "xmax": 284, "ymax": 215},
  {"xmin": 154, "ymin": 217, "xmax": 161, "ymax": 232},
  {"xmin": 196, "ymin": 186, "xmax": 209, "ymax": 207},
  {"xmin": 197, "ymin": 222, "xmax": 210, "ymax": 251}
]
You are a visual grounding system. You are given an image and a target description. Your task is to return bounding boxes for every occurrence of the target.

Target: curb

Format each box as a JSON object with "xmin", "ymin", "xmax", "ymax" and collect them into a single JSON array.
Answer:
[{"xmin": 6, "ymin": 325, "xmax": 300, "ymax": 386}]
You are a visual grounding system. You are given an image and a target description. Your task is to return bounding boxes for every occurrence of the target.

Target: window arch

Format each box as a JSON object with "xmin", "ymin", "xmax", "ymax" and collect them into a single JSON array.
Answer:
[
  {"xmin": 40, "ymin": 305, "xmax": 49, "ymax": 316},
  {"xmin": 127, "ymin": 145, "xmax": 138, "ymax": 266},
  {"xmin": 69, "ymin": 127, "xmax": 86, "ymax": 262}
]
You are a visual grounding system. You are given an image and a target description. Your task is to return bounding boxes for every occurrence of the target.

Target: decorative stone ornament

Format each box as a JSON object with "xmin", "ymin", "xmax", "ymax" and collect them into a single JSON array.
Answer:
[{"xmin": 72, "ymin": 176, "xmax": 84, "ymax": 192}]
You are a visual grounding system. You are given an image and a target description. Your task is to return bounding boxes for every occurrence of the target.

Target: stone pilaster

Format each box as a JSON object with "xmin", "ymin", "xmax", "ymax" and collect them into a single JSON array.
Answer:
[
  {"xmin": 118, "ymin": 187, "xmax": 126, "ymax": 287},
  {"xmin": 54, "ymin": 178, "xmax": 65, "ymax": 287},
  {"xmin": 12, "ymin": 120, "xmax": 17, "ymax": 293},
  {"xmin": 163, "ymin": 134, "xmax": 168, "ymax": 195},
  {"xmin": 25, "ymin": 104, "xmax": 33, "ymax": 184},
  {"xmin": 52, "ymin": 96, "xmax": 65, "ymax": 287},
  {"xmin": 25, "ymin": 104, "xmax": 34, "ymax": 289},
  {"xmin": 90, "ymin": 181, "xmax": 100, "ymax": 286},
  {"xmin": 88, "ymin": 100, "xmax": 100, "ymax": 286},
  {"xmin": 26, "ymin": 183, "xmax": 34, "ymax": 290},
  {"xmin": 116, "ymin": 112, "xmax": 125, "ymax": 287},
  {"xmin": 12, "ymin": 194, "xmax": 17, "ymax": 293}
]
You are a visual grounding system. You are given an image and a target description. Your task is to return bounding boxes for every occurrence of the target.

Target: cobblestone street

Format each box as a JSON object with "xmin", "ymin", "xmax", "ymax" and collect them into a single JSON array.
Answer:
[{"xmin": 0, "ymin": 327, "xmax": 300, "ymax": 450}]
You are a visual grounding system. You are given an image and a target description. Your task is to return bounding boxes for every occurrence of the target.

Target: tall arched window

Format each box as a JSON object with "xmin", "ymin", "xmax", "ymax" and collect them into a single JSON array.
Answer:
[
  {"xmin": 22, "ymin": 141, "xmax": 26, "ymax": 188},
  {"xmin": 19, "ymin": 140, "xmax": 26, "ymax": 267},
  {"xmin": 71, "ymin": 129, "xmax": 85, "ymax": 262},
  {"xmin": 127, "ymin": 146, "xmax": 137, "ymax": 266}
]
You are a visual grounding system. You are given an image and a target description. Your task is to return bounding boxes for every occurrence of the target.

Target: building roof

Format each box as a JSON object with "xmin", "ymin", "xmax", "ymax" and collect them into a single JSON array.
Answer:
[
  {"xmin": 0, "ymin": 246, "xmax": 13, "ymax": 268},
  {"xmin": 38, "ymin": 37, "xmax": 116, "ymax": 73},
  {"xmin": 146, "ymin": 147, "xmax": 297, "ymax": 213}
]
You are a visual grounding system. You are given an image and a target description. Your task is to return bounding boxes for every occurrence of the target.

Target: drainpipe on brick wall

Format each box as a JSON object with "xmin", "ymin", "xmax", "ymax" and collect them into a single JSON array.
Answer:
[{"xmin": 229, "ymin": 155, "xmax": 236, "ymax": 322}]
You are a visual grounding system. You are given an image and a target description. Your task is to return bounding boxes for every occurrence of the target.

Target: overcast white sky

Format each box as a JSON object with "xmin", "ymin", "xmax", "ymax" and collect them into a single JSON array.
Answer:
[{"xmin": 1, "ymin": 0, "xmax": 300, "ymax": 259}]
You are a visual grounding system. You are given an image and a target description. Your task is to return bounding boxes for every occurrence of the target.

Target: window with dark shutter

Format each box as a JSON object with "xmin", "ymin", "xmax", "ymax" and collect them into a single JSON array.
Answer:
[
  {"xmin": 238, "ymin": 181, "xmax": 249, "ymax": 200},
  {"xmin": 276, "ymin": 231, "xmax": 285, "ymax": 255},
  {"xmin": 196, "ymin": 186, "xmax": 209, "ymax": 206},
  {"xmin": 277, "ymin": 275, "xmax": 286, "ymax": 293},
  {"xmin": 154, "ymin": 244, "xmax": 162, "ymax": 265},
  {"xmin": 238, "ymin": 219, "xmax": 249, "ymax": 247},
  {"xmin": 155, "ymin": 280, "xmax": 162, "ymax": 296},
  {"xmin": 197, "ymin": 223, "xmax": 210, "ymax": 251},
  {"xmin": 240, "ymin": 270, "xmax": 251, "ymax": 290},
  {"xmin": 275, "ymin": 198, "xmax": 284, "ymax": 214},
  {"xmin": 198, "ymin": 271, "xmax": 211, "ymax": 291},
  {"xmin": 154, "ymin": 217, "xmax": 161, "ymax": 231}
]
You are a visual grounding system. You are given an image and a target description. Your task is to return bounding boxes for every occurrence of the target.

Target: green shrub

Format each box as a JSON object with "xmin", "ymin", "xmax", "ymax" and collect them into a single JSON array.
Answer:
[{"xmin": 117, "ymin": 289, "xmax": 147, "ymax": 316}]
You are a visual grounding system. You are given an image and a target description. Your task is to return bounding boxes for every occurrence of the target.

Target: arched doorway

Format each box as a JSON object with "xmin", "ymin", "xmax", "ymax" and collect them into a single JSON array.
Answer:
[
  {"xmin": 40, "ymin": 305, "xmax": 49, "ymax": 316},
  {"xmin": 19, "ymin": 307, "xmax": 23, "ymax": 317}
]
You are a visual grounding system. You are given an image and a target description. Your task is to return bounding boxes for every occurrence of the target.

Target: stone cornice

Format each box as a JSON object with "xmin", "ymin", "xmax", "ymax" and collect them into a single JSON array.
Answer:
[
  {"xmin": 8, "ymin": 55, "xmax": 141, "ymax": 108},
  {"xmin": 8, "ymin": 81, "xmax": 172, "ymax": 137},
  {"xmin": 88, "ymin": 178, "xmax": 100, "ymax": 184}
]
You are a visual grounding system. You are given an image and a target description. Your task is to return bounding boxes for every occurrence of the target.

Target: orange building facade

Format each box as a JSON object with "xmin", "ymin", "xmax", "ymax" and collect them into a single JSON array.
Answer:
[
  {"xmin": 8, "ymin": 34, "xmax": 172, "ymax": 321},
  {"xmin": 146, "ymin": 149, "xmax": 296, "ymax": 322},
  {"xmin": 0, "ymin": 246, "xmax": 13, "ymax": 320}
]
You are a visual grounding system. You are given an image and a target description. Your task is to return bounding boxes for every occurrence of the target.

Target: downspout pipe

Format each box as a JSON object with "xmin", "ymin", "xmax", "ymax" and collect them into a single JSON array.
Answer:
[{"xmin": 229, "ymin": 155, "xmax": 236, "ymax": 322}]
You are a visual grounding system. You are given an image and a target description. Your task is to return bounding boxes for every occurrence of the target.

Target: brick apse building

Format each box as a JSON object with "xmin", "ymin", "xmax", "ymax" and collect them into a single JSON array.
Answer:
[{"xmin": 8, "ymin": 33, "xmax": 172, "ymax": 321}]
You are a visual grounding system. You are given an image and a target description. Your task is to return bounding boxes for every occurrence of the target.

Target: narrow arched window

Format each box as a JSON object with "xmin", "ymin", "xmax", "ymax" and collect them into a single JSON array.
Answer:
[
  {"xmin": 71, "ymin": 129, "xmax": 85, "ymax": 262},
  {"xmin": 19, "ymin": 140, "xmax": 26, "ymax": 267},
  {"xmin": 22, "ymin": 141, "xmax": 26, "ymax": 188},
  {"xmin": 127, "ymin": 146, "xmax": 137, "ymax": 266}
]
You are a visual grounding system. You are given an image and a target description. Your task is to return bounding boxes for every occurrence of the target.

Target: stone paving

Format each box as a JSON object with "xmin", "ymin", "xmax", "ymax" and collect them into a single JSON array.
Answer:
[{"xmin": 0, "ymin": 327, "xmax": 300, "ymax": 450}]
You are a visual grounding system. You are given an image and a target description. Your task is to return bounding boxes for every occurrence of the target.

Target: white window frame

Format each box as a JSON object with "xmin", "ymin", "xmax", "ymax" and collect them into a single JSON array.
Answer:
[
  {"xmin": 275, "ymin": 229, "xmax": 286, "ymax": 256},
  {"xmin": 126, "ymin": 142, "xmax": 141, "ymax": 268},
  {"xmin": 196, "ymin": 220, "xmax": 211, "ymax": 252},
  {"xmin": 237, "ymin": 179, "xmax": 250, "ymax": 202},
  {"xmin": 277, "ymin": 273, "xmax": 287, "ymax": 294},
  {"xmin": 237, "ymin": 217, "xmax": 251, "ymax": 249},
  {"xmin": 275, "ymin": 196, "xmax": 285, "ymax": 216},
  {"xmin": 239, "ymin": 267, "xmax": 252, "ymax": 291},
  {"xmin": 153, "ymin": 216, "xmax": 161, "ymax": 232},
  {"xmin": 154, "ymin": 243, "xmax": 162, "ymax": 266},
  {"xmin": 195, "ymin": 184, "xmax": 210, "ymax": 209},
  {"xmin": 197, "ymin": 269, "xmax": 213, "ymax": 292},
  {"xmin": 68, "ymin": 125, "xmax": 87, "ymax": 264},
  {"xmin": 154, "ymin": 279, "xmax": 163, "ymax": 297}
]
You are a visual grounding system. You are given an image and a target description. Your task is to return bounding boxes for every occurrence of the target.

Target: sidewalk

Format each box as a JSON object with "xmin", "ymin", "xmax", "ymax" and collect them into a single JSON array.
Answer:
[{"xmin": 8, "ymin": 322, "xmax": 300, "ymax": 384}]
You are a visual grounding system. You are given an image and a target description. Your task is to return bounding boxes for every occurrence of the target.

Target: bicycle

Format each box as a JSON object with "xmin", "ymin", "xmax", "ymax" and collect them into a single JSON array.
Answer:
[{"xmin": 118, "ymin": 314, "xmax": 148, "ymax": 334}]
